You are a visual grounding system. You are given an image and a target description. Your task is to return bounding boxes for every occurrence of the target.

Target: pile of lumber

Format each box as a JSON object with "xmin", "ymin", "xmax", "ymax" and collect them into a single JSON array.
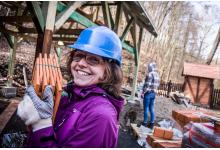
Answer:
[{"xmin": 32, "ymin": 53, "xmax": 63, "ymax": 122}]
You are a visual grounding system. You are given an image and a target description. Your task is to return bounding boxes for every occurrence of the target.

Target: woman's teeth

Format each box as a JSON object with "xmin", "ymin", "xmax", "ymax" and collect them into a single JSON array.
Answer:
[{"xmin": 77, "ymin": 70, "xmax": 89, "ymax": 76}]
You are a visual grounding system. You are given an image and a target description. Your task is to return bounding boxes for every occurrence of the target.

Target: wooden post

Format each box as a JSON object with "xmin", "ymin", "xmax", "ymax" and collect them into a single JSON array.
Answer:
[
  {"xmin": 114, "ymin": 2, "xmax": 122, "ymax": 33},
  {"xmin": 42, "ymin": 1, "xmax": 57, "ymax": 56},
  {"xmin": 101, "ymin": 1, "xmax": 112, "ymax": 29},
  {"xmin": 209, "ymin": 80, "xmax": 214, "ymax": 109},
  {"xmin": 54, "ymin": 2, "xmax": 85, "ymax": 31},
  {"xmin": 7, "ymin": 36, "xmax": 16, "ymax": 86},
  {"xmin": 120, "ymin": 17, "xmax": 134, "ymax": 43},
  {"xmin": 131, "ymin": 28, "xmax": 143, "ymax": 100}
]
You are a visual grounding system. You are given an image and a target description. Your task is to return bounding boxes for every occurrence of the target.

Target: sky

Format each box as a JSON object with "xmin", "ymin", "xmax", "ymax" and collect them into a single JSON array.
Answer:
[{"xmin": 191, "ymin": 1, "xmax": 220, "ymax": 59}]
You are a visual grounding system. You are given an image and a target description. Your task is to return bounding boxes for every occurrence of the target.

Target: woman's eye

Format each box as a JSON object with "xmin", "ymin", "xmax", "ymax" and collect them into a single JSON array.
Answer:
[
  {"xmin": 73, "ymin": 54, "xmax": 84, "ymax": 61},
  {"xmin": 88, "ymin": 57, "xmax": 100, "ymax": 65}
]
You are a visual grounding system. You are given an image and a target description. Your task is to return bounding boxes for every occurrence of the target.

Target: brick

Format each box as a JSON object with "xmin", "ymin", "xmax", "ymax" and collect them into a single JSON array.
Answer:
[
  {"xmin": 155, "ymin": 141, "xmax": 182, "ymax": 148},
  {"xmin": 153, "ymin": 127, "xmax": 173, "ymax": 140},
  {"xmin": 146, "ymin": 135, "xmax": 182, "ymax": 148}
]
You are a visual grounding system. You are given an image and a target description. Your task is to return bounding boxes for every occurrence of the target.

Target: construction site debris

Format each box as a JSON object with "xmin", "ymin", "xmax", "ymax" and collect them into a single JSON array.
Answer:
[
  {"xmin": 153, "ymin": 127, "xmax": 173, "ymax": 140},
  {"xmin": 1, "ymin": 132, "xmax": 26, "ymax": 148},
  {"xmin": 172, "ymin": 110, "xmax": 218, "ymax": 128},
  {"xmin": 169, "ymin": 91, "xmax": 191, "ymax": 107},
  {"xmin": 146, "ymin": 134, "xmax": 182, "ymax": 148},
  {"xmin": 182, "ymin": 122, "xmax": 220, "ymax": 148}
]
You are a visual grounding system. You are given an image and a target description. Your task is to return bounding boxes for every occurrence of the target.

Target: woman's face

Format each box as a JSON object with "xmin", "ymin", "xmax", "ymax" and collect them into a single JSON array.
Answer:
[{"xmin": 70, "ymin": 51, "xmax": 106, "ymax": 87}]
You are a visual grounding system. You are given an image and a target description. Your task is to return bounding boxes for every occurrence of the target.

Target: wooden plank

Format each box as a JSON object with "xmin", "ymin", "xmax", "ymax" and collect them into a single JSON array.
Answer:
[
  {"xmin": 0, "ymin": 100, "xmax": 20, "ymax": 134},
  {"xmin": 55, "ymin": 1, "xmax": 84, "ymax": 31},
  {"xmin": 57, "ymin": 2, "xmax": 97, "ymax": 27},
  {"xmin": 41, "ymin": 1, "xmax": 49, "ymax": 23},
  {"xmin": 130, "ymin": 123, "xmax": 141, "ymax": 138},
  {"xmin": 120, "ymin": 17, "xmax": 134, "ymax": 43},
  {"xmin": 45, "ymin": 1, "xmax": 57, "ymax": 31},
  {"xmin": 101, "ymin": 2, "xmax": 112, "ymax": 28},
  {"xmin": 0, "ymin": 23, "xmax": 14, "ymax": 48},
  {"xmin": 195, "ymin": 78, "xmax": 200, "ymax": 103},
  {"xmin": 82, "ymin": 2, "xmax": 117, "ymax": 7},
  {"xmin": 7, "ymin": 36, "xmax": 16, "ymax": 86},
  {"xmin": 0, "ymin": 16, "xmax": 33, "ymax": 23},
  {"xmin": 131, "ymin": 27, "xmax": 143, "ymax": 99},
  {"xmin": 113, "ymin": 2, "xmax": 122, "ymax": 33},
  {"xmin": 57, "ymin": 2, "xmax": 135, "ymax": 54},
  {"xmin": 42, "ymin": 29, "xmax": 53, "ymax": 55},
  {"xmin": 27, "ymin": 1, "xmax": 45, "ymax": 33},
  {"xmin": 52, "ymin": 36, "xmax": 77, "ymax": 42}
]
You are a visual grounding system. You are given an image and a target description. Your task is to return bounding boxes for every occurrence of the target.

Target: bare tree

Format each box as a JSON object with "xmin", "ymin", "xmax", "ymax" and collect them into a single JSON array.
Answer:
[{"xmin": 206, "ymin": 26, "xmax": 220, "ymax": 64}]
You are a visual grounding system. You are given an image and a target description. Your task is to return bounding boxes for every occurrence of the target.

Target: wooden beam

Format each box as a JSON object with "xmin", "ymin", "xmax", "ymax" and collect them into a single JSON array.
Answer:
[
  {"xmin": 52, "ymin": 36, "xmax": 77, "ymax": 42},
  {"xmin": 131, "ymin": 27, "xmax": 143, "ymax": 100},
  {"xmin": 45, "ymin": 1, "xmax": 57, "ymax": 30},
  {"xmin": 0, "ymin": 16, "xmax": 33, "ymax": 23},
  {"xmin": 0, "ymin": 23, "xmax": 14, "ymax": 48},
  {"xmin": 55, "ymin": 1, "xmax": 85, "ymax": 31},
  {"xmin": 15, "ymin": 27, "xmax": 83, "ymax": 35},
  {"xmin": 6, "ymin": 1, "xmax": 25, "ymax": 9},
  {"xmin": 42, "ymin": 1, "xmax": 57, "ymax": 55},
  {"xmin": 114, "ymin": 2, "xmax": 122, "ymax": 33},
  {"xmin": 41, "ymin": 1, "xmax": 49, "ymax": 23},
  {"xmin": 101, "ymin": 2, "xmax": 111, "ymax": 28},
  {"xmin": 120, "ymin": 17, "xmax": 134, "ymax": 43},
  {"xmin": 0, "ymin": 2, "xmax": 17, "ymax": 10},
  {"xmin": 57, "ymin": 2, "xmax": 97, "ymax": 27},
  {"xmin": 57, "ymin": 2, "xmax": 135, "ymax": 54},
  {"xmin": 26, "ymin": 1, "xmax": 45, "ymax": 33},
  {"xmin": 0, "ymin": 100, "xmax": 20, "ymax": 134},
  {"xmin": 82, "ymin": 2, "xmax": 117, "ymax": 8},
  {"xmin": 7, "ymin": 36, "xmax": 17, "ymax": 86},
  {"xmin": 108, "ymin": 4, "xmax": 115, "ymax": 30},
  {"xmin": 131, "ymin": 22, "xmax": 137, "ymax": 64}
]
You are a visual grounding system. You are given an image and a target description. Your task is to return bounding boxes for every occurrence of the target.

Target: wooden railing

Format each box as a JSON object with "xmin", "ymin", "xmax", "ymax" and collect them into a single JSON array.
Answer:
[
  {"xmin": 156, "ymin": 81, "xmax": 220, "ymax": 109},
  {"xmin": 156, "ymin": 81, "xmax": 183, "ymax": 97},
  {"xmin": 211, "ymin": 89, "xmax": 220, "ymax": 109}
]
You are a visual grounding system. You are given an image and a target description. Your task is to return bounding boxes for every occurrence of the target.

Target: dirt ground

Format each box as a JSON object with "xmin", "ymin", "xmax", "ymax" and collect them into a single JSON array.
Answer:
[
  {"xmin": 0, "ymin": 94, "xmax": 220, "ymax": 147},
  {"xmin": 117, "ymin": 95, "xmax": 220, "ymax": 148}
]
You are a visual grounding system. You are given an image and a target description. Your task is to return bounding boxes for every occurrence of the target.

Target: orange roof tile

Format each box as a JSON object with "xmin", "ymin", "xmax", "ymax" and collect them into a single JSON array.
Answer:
[{"xmin": 183, "ymin": 62, "xmax": 220, "ymax": 79}]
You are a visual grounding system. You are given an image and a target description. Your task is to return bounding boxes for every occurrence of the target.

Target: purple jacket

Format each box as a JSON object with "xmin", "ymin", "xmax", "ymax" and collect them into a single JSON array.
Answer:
[{"xmin": 26, "ymin": 83, "xmax": 124, "ymax": 148}]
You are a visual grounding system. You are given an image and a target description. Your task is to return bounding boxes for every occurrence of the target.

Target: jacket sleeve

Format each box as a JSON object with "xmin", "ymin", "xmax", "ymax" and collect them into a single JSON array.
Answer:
[{"xmin": 26, "ymin": 126, "xmax": 58, "ymax": 148}]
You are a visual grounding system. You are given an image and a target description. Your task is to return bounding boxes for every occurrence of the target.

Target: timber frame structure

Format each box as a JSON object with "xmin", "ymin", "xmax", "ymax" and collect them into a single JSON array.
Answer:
[{"xmin": 0, "ymin": 1, "xmax": 157, "ymax": 99}]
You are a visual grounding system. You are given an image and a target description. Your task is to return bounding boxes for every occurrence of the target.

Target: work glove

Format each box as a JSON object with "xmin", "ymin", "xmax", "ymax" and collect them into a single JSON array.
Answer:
[{"xmin": 17, "ymin": 85, "xmax": 54, "ymax": 132}]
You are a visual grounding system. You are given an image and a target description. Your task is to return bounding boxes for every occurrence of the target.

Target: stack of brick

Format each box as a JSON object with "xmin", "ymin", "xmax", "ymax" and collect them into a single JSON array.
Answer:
[
  {"xmin": 146, "ymin": 127, "xmax": 182, "ymax": 148},
  {"xmin": 147, "ymin": 135, "xmax": 182, "ymax": 148},
  {"xmin": 172, "ymin": 110, "xmax": 210, "ymax": 128}
]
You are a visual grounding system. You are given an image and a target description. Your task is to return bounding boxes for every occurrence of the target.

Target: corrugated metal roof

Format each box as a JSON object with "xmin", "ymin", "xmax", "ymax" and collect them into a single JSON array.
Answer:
[{"xmin": 183, "ymin": 62, "xmax": 220, "ymax": 79}]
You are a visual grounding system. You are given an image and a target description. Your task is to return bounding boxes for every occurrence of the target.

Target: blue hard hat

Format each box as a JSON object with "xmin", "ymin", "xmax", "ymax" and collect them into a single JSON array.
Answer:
[{"xmin": 69, "ymin": 26, "xmax": 122, "ymax": 65}]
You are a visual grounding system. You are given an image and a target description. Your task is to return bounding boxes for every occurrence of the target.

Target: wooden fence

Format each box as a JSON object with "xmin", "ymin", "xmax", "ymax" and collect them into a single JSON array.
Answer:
[
  {"xmin": 211, "ymin": 89, "xmax": 220, "ymax": 109},
  {"xmin": 156, "ymin": 81, "xmax": 220, "ymax": 109},
  {"xmin": 156, "ymin": 81, "xmax": 183, "ymax": 97}
]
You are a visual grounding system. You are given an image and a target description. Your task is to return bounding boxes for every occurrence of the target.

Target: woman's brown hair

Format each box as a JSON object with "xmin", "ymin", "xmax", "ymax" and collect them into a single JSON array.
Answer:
[{"xmin": 67, "ymin": 50, "xmax": 123, "ymax": 98}]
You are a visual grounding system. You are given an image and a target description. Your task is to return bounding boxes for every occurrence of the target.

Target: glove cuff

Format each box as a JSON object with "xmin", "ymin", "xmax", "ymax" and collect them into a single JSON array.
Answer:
[{"xmin": 32, "ymin": 118, "xmax": 52, "ymax": 132}]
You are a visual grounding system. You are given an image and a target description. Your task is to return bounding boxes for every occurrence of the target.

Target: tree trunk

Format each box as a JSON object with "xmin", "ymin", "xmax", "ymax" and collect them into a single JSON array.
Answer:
[{"xmin": 206, "ymin": 26, "xmax": 220, "ymax": 65}]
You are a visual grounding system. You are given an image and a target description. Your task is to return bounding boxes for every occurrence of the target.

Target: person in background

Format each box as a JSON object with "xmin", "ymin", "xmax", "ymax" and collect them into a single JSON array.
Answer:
[
  {"xmin": 17, "ymin": 26, "xmax": 124, "ymax": 148},
  {"xmin": 141, "ymin": 62, "xmax": 160, "ymax": 129}
]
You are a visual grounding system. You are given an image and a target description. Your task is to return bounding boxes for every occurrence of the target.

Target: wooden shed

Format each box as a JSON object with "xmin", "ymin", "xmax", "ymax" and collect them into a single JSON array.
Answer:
[{"xmin": 182, "ymin": 62, "xmax": 220, "ymax": 107}]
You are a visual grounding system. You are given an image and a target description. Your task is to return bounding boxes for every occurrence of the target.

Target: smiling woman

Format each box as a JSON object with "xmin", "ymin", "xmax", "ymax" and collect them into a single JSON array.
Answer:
[{"xmin": 17, "ymin": 26, "xmax": 125, "ymax": 148}]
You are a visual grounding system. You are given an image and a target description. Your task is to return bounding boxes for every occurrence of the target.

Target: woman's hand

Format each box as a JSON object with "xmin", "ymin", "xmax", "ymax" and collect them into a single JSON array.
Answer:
[{"xmin": 17, "ymin": 85, "xmax": 54, "ymax": 131}]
